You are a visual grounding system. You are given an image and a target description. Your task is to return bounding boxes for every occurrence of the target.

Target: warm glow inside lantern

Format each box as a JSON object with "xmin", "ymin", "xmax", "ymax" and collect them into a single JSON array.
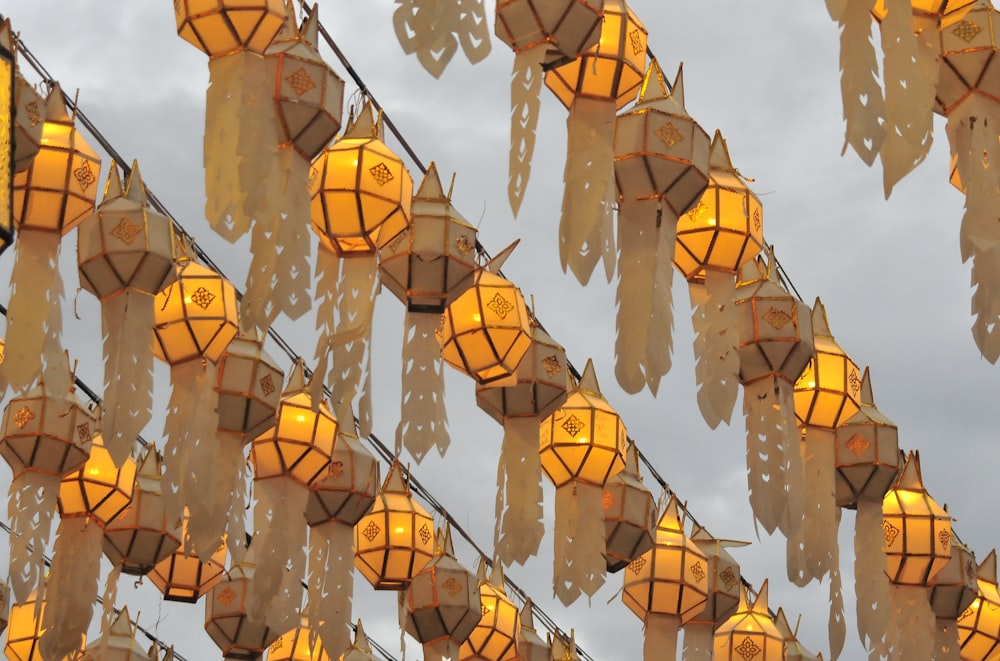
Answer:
[
  {"xmin": 460, "ymin": 564, "xmax": 521, "ymax": 661},
  {"xmin": 872, "ymin": 0, "xmax": 975, "ymax": 25},
  {"xmin": 934, "ymin": 1, "xmax": 1000, "ymax": 115},
  {"xmin": 494, "ymin": 0, "xmax": 604, "ymax": 62},
  {"xmin": 602, "ymin": 440, "xmax": 655, "ymax": 573},
  {"xmin": 266, "ymin": 618, "xmax": 331, "ymax": 661},
  {"xmin": 148, "ymin": 511, "xmax": 226, "ymax": 603},
  {"xmin": 713, "ymin": 582, "xmax": 785, "ymax": 661},
  {"xmin": 57, "ymin": 433, "xmax": 135, "ymax": 526},
  {"xmin": 0, "ymin": 42, "xmax": 13, "ymax": 255},
  {"xmin": 793, "ymin": 298, "xmax": 862, "ymax": 430},
  {"xmin": 957, "ymin": 549, "xmax": 1000, "ymax": 660},
  {"xmin": 354, "ymin": 460, "xmax": 435, "ymax": 590},
  {"xmin": 174, "ymin": 0, "xmax": 286, "ymax": 55},
  {"xmin": 4, "ymin": 591, "xmax": 83, "ymax": 661}
]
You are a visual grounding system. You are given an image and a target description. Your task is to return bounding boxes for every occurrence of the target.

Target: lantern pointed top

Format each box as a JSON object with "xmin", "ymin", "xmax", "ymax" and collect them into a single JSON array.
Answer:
[
  {"xmin": 137, "ymin": 443, "xmax": 164, "ymax": 480},
  {"xmin": 577, "ymin": 358, "xmax": 603, "ymax": 396},
  {"xmin": 353, "ymin": 620, "xmax": 374, "ymax": 653},
  {"xmin": 274, "ymin": 1, "xmax": 301, "ymax": 42},
  {"xmin": 708, "ymin": 130, "xmax": 736, "ymax": 172},
  {"xmin": 109, "ymin": 605, "xmax": 135, "ymax": 638},
  {"xmin": 690, "ymin": 523, "xmax": 751, "ymax": 550},
  {"xmin": 284, "ymin": 359, "xmax": 308, "ymax": 395},
  {"xmin": 859, "ymin": 367, "xmax": 875, "ymax": 406},
  {"xmin": 381, "ymin": 459, "xmax": 411, "ymax": 495},
  {"xmin": 979, "ymin": 549, "xmax": 998, "ymax": 585},
  {"xmin": 551, "ymin": 630, "xmax": 578, "ymax": 660},
  {"xmin": 811, "ymin": 297, "xmax": 833, "ymax": 338},
  {"xmin": 623, "ymin": 440, "xmax": 642, "ymax": 478},
  {"xmin": 485, "ymin": 240, "xmax": 519, "ymax": 273},
  {"xmin": 488, "ymin": 560, "xmax": 508, "ymax": 593},
  {"xmin": 655, "ymin": 493, "xmax": 684, "ymax": 533},
  {"xmin": 735, "ymin": 584, "xmax": 750, "ymax": 613},
  {"xmin": 751, "ymin": 579, "xmax": 770, "ymax": 615},
  {"xmin": 773, "ymin": 607, "xmax": 793, "ymax": 637},
  {"xmin": 416, "ymin": 162, "xmax": 447, "ymax": 201},
  {"xmin": 301, "ymin": 3, "xmax": 320, "ymax": 47},
  {"xmin": 44, "ymin": 81, "xmax": 73, "ymax": 125},
  {"xmin": 101, "ymin": 163, "xmax": 125, "ymax": 204},
  {"xmin": 520, "ymin": 598, "xmax": 537, "ymax": 631},
  {"xmin": 895, "ymin": 451, "xmax": 926, "ymax": 492},
  {"xmin": 0, "ymin": 18, "xmax": 14, "ymax": 55},
  {"xmin": 124, "ymin": 160, "xmax": 150, "ymax": 206},
  {"xmin": 343, "ymin": 101, "xmax": 384, "ymax": 141},
  {"xmin": 436, "ymin": 522, "xmax": 456, "ymax": 557}
]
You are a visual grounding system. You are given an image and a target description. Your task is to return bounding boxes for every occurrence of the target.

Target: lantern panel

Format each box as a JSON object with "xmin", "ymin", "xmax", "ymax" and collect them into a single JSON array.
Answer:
[
  {"xmin": 103, "ymin": 476, "xmax": 182, "ymax": 575},
  {"xmin": 834, "ymin": 409, "xmax": 900, "ymax": 507},
  {"xmin": 205, "ymin": 563, "xmax": 280, "ymax": 660},
  {"xmin": 57, "ymin": 435, "xmax": 136, "ymax": 526},
  {"xmin": 216, "ymin": 337, "xmax": 284, "ymax": 439},
  {"xmin": 0, "ymin": 387, "xmax": 94, "ymax": 477},
  {"xmin": 929, "ymin": 541, "xmax": 979, "ymax": 619},
  {"xmin": 405, "ymin": 553, "xmax": 482, "ymax": 646},
  {"xmin": 958, "ymin": 578, "xmax": 1000, "ymax": 661},
  {"xmin": 539, "ymin": 391, "xmax": 627, "ymax": 488},
  {"xmin": 872, "ymin": 0, "xmax": 975, "ymax": 24},
  {"xmin": 460, "ymin": 582, "xmax": 519, "ymax": 661},
  {"xmin": 734, "ymin": 277, "xmax": 814, "ymax": 386},
  {"xmin": 152, "ymin": 261, "xmax": 240, "ymax": 365},
  {"xmin": 267, "ymin": 620, "xmax": 331, "ymax": 661},
  {"xmin": 936, "ymin": 5, "xmax": 1000, "ymax": 113},
  {"xmin": 5, "ymin": 593, "xmax": 84, "ymax": 661},
  {"xmin": 793, "ymin": 334, "xmax": 862, "ymax": 430},
  {"xmin": 494, "ymin": 0, "xmax": 603, "ymax": 59},
  {"xmin": 148, "ymin": 514, "xmax": 226, "ymax": 603},
  {"xmin": 883, "ymin": 487, "xmax": 952, "ymax": 585},
  {"xmin": 305, "ymin": 431, "xmax": 379, "ymax": 527},
  {"xmin": 252, "ymin": 391, "xmax": 337, "ymax": 486},
  {"xmin": 175, "ymin": 0, "xmax": 286, "ymax": 56},
  {"xmin": 603, "ymin": 474, "xmax": 655, "ymax": 573}
]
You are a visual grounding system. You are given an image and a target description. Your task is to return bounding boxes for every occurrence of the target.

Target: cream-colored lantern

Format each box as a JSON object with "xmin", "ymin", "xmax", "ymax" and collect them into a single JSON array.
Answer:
[
  {"xmin": 544, "ymin": 0, "xmax": 647, "ymax": 284},
  {"xmin": 602, "ymin": 440, "xmax": 655, "ymax": 573},
  {"xmin": 205, "ymin": 542, "xmax": 281, "ymax": 661},
  {"xmin": 540, "ymin": 360, "xmax": 626, "ymax": 605},
  {"xmin": 929, "ymin": 536, "xmax": 979, "ymax": 659},
  {"xmin": 217, "ymin": 334, "xmax": 284, "ymax": 441},
  {"xmin": 682, "ymin": 525, "xmax": 748, "ymax": 657},
  {"xmin": 81, "ymin": 606, "xmax": 150, "ymax": 661},
  {"xmin": 459, "ymin": 563, "xmax": 520, "ymax": 661},
  {"xmin": 713, "ymin": 582, "xmax": 785, "ymax": 661},
  {"xmin": 340, "ymin": 621, "xmax": 379, "ymax": 661},
  {"xmin": 516, "ymin": 600, "xmax": 550, "ymax": 661},
  {"xmin": 621, "ymin": 495, "xmax": 709, "ymax": 661},
  {"xmin": 0, "ymin": 33, "xmax": 14, "ymax": 256},
  {"xmin": 354, "ymin": 460, "xmax": 435, "ymax": 590},
  {"xmin": 266, "ymin": 618, "xmax": 331, "ymax": 661},
  {"xmin": 957, "ymin": 549, "xmax": 1000, "ymax": 660},
  {"xmin": 0, "ymin": 19, "xmax": 43, "ymax": 175},
  {"xmin": 774, "ymin": 608, "xmax": 823, "ymax": 661},
  {"xmin": 148, "ymin": 514, "xmax": 227, "ymax": 603}
]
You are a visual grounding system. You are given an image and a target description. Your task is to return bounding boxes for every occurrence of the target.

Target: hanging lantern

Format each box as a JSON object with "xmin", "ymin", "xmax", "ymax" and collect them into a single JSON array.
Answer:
[
  {"xmin": 550, "ymin": 631, "xmax": 579, "ymax": 661},
  {"xmin": 0, "ymin": 34, "xmax": 13, "ymax": 256},
  {"xmin": 103, "ymin": 443, "xmax": 183, "ymax": 576},
  {"xmin": 476, "ymin": 320, "xmax": 568, "ymax": 566},
  {"xmin": 205, "ymin": 541, "xmax": 281, "ymax": 661},
  {"xmin": 250, "ymin": 360, "xmax": 337, "ymax": 632},
  {"xmin": 148, "ymin": 509, "xmax": 227, "ymax": 603},
  {"xmin": 340, "ymin": 621, "xmax": 379, "ymax": 661},
  {"xmin": 266, "ymin": 617, "xmax": 330, "ymax": 661},
  {"xmin": 392, "ymin": 0, "xmax": 491, "ymax": 78},
  {"xmin": 544, "ymin": 0, "xmax": 647, "ymax": 285},
  {"xmin": 310, "ymin": 100, "xmax": 413, "ymax": 436},
  {"xmin": 602, "ymin": 440, "xmax": 655, "ymax": 573},
  {"xmin": 216, "ymin": 334, "xmax": 284, "ymax": 441},
  {"xmin": 0, "ymin": 358, "xmax": 95, "ymax": 604},
  {"xmin": 713, "ymin": 581, "xmax": 784, "ymax": 661},
  {"xmin": 516, "ymin": 600, "xmax": 550, "ymax": 661},
  {"xmin": 404, "ymin": 525, "xmax": 483, "ymax": 661},
  {"xmin": 774, "ymin": 608, "xmax": 823, "ymax": 661},
  {"xmin": 5, "ymin": 590, "xmax": 85, "ymax": 661},
  {"xmin": 734, "ymin": 250, "xmax": 813, "ymax": 538},
  {"xmin": 0, "ymin": 19, "xmax": 44, "ymax": 175},
  {"xmin": 459, "ymin": 563, "xmax": 520, "ymax": 661},
  {"xmin": 42, "ymin": 433, "xmax": 136, "ymax": 660},
  {"xmin": 354, "ymin": 459, "xmax": 435, "ymax": 590},
  {"xmin": 494, "ymin": 0, "xmax": 604, "ymax": 215},
  {"xmin": 379, "ymin": 163, "xmax": 479, "ymax": 461},
  {"xmin": 155, "ymin": 257, "xmax": 241, "ymax": 562},
  {"xmin": 83, "ymin": 606, "xmax": 151, "ymax": 661},
  {"xmin": 305, "ymin": 407, "xmax": 379, "ymax": 657},
  {"xmin": 958, "ymin": 549, "xmax": 1000, "ymax": 660},
  {"xmin": 439, "ymin": 247, "xmax": 533, "ymax": 386},
  {"xmin": 77, "ymin": 161, "xmax": 177, "ymax": 466},
  {"xmin": 930, "ymin": 536, "xmax": 978, "ymax": 659},
  {"xmin": 872, "ymin": 0, "xmax": 975, "ymax": 25},
  {"xmin": 6, "ymin": 82, "xmax": 100, "ymax": 392},
  {"xmin": 682, "ymin": 525, "xmax": 749, "ymax": 658},
  {"xmin": 540, "ymin": 359, "xmax": 626, "ymax": 605},
  {"xmin": 621, "ymin": 495, "xmax": 709, "ymax": 661}
]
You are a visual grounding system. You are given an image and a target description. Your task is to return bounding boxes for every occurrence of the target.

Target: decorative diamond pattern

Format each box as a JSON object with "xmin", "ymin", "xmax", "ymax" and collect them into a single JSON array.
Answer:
[
  {"xmin": 481, "ymin": 603, "xmax": 490, "ymax": 616},
  {"xmin": 720, "ymin": 567, "xmax": 738, "ymax": 591},
  {"xmin": 629, "ymin": 29, "xmax": 643, "ymax": 55},
  {"xmin": 443, "ymin": 577, "xmax": 463, "ymax": 597},
  {"xmin": 217, "ymin": 586, "xmax": 237, "ymax": 606},
  {"xmin": 25, "ymin": 101, "xmax": 41, "ymax": 126},
  {"xmin": 882, "ymin": 520, "xmax": 900, "ymax": 547},
  {"xmin": 74, "ymin": 161, "xmax": 97, "ymax": 192},
  {"xmin": 735, "ymin": 636, "xmax": 762, "ymax": 660},
  {"xmin": 542, "ymin": 355, "xmax": 563, "ymax": 377},
  {"xmin": 270, "ymin": 637, "xmax": 283, "ymax": 654},
  {"xmin": 487, "ymin": 292, "xmax": 513, "ymax": 320},
  {"xmin": 561, "ymin": 414, "xmax": 585, "ymax": 438},
  {"xmin": 77, "ymin": 423, "xmax": 90, "ymax": 443},
  {"xmin": 953, "ymin": 19, "xmax": 982, "ymax": 42},
  {"xmin": 455, "ymin": 235, "xmax": 474, "ymax": 256},
  {"xmin": 959, "ymin": 606, "xmax": 974, "ymax": 622},
  {"xmin": 656, "ymin": 121, "xmax": 684, "ymax": 148},
  {"xmin": 845, "ymin": 433, "xmax": 871, "ymax": 457},
  {"xmin": 369, "ymin": 162, "xmax": 394, "ymax": 186},
  {"xmin": 602, "ymin": 490, "xmax": 614, "ymax": 511},
  {"xmin": 419, "ymin": 523, "xmax": 431, "ymax": 545},
  {"xmin": 110, "ymin": 217, "xmax": 142, "ymax": 245},
  {"xmin": 762, "ymin": 307, "xmax": 792, "ymax": 330},
  {"xmin": 329, "ymin": 461, "xmax": 344, "ymax": 479},
  {"xmin": 190, "ymin": 286, "xmax": 216, "ymax": 310},
  {"xmin": 848, "ymin": 368, "xmax": 861, "ymax": 396},
  {"xmin": 939, "ymin": 529, "xmax": 952, "ymax": 551},
  {"xmin": 628, "ymin": 556, "xmax": 647, "ymax": 575},
  {"xmin": 362, "ymin": 520, "xmax": 381, "ymax": 542},
  {"xmin": 309, "ymin": 166, "xmax": 319, "ymax": 187},
  {"xmin": 687, "ymin": 200, "xmax": 708, "ymax": 222},
  {"xmin": 285, "ymin": 67, "xmax": 317, "ymax": 96},
  {"xmin": 14, "ymin": 406, "xmax": 34, "ymax": 429},
  {"xmin": 690, "ymin": 561, "xmax": 706, "ymax": 583},
  {"xmin": 259, "ymin": 374, "xmax": 275, "ymax": 397},
  {"xmin": 753, "ymin": 208, "xmax": 762, "ymax": 231}
]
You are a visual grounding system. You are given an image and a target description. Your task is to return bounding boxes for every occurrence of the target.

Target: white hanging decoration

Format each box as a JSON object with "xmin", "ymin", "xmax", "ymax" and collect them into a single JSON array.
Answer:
[{"xmin": 393, "ymin": 0, "xmax": 491, "ymax": 78}]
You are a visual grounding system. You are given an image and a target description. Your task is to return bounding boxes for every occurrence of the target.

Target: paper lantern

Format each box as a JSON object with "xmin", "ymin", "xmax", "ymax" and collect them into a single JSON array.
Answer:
[
  {"xmin": 404, "ymin": 525, "xmax": 483, "ymax": 661},
  {"xmin": 216, "ymin": 334, "xmax": 284, "ymax": 441},
  {"xmin": 734, "ymin": 251, "xmax": 813, "ymax": 537},
  {"xmin": 958, "ymin": 549, "xmax": 1000, "ymax": 660},
  {"xmin": 713, "ymin": 582, "xmax": 784, "ymax": 661},
  {"xmin": 544, "ymin": 0, "xmax": 647, "ymax": 284},
  {"xmin": 83, "ymin": 607, "xmax": 150, "ymax": 661},
  {"xmin": 0, "ymin": 19, "xmax": 43, "ymax": 175},
  {"xmin": 774, "ymin": 608, "xmax": 823, "ymax": 661},
  {"xmin": 148, "ymin": 509, "xmax": 227, "ymax": 603},
  {"xmin": 0, "ymin": 38, "xmax": 13, "ymax": 256},
  {"xmin": 354, "ymin": 460, "xmax": 435, "ymax": 590},
  {"xmin": 928, "ymin": 535, "xmax": 979, "ymax": 660},
  {"xmin": 621, "ymin": 495, "xmax": 709, "ymax": 661},
  {"xmin": 4, "ymin": 591, "xmax": 84, "ymax": 661},
  {"xmin": 935, "ymin": 1, "xmax": 1000, "ymax": 114},
  {"xmin": 57, "ymin": 433, "xmax": 135, "ymax": 525},
  {"xmin": 205, "ymin": 543, "xmax": 281, "ymax": 661},
  {"xmin": 439, "ymin": 260, "xmax": 533, "ymax": 386},
  {"xmin": 516, "ymin": 600, "xmax": 550, "ymax": 661},
  {"xmin": 380, "ymin": 163, "xmax": 479, "ymax": 461},
  {"xmin": 872, "ymin": 0, "xmax": 975, "ymax": 25},
  {"xmin": 103, "ymin": 444, "xmax": 183, "ymax": 576},
  {"xmin": 174, "ymin": 0, "xmax": 285, "ymax": 55},
  {"xmin": 306, "ymin": 416, "xmax": 379, "ymax": 528},
  {"xmin": 494, "ymin": 0, "xmax": 604, "ymax": 215},
  {"xmin": 682, "ymin": 526, "xmax": 748, "ymax": 658},
  {"xmin": 540, "ymin": 359, "xmax": 626, "ymax": 604},
  {"xmin": 794, "ymin": 299, "xmax": 862, "ymax": 430},
  {"xmin": 602, "ymin": 440, "xmax": 655, "ymax": 573},
  {"xmin": 340, "ymin": 621, "xmax": 379, "ymax": 661},
  {"xmin": 459, "ymin": 564, "xmax": 520, "ymax": 661},
  {"xmin": 266, "ymin": 618, "xmax": 330, "ymax": 661},
  {"xmin": 476, "ymin": 321, "xmax": 568, "ymax": 566}
]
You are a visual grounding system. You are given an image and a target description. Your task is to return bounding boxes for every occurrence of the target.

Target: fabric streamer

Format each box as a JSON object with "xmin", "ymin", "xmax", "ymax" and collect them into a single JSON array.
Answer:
[
  {"xmin": 8, "ymin": 472, "xmax": 60, "ymax": 604},
  {"xmin": 681, "ymin": 622, "xmax": 713, "ymax": 661},
  {"xmin": 395, "ymin": 311, "xmax": 450, "ymax": 461},
  {"xmin": 855, "ymin": 498, "xmax": 890, "ymax": 658},
  {"xmin": 615, "ymin": 202, "xmax": 660, "ymax": 395},
  {"xmin": 494, "ymin": 416, "xmax": 545, "ymax": 566},
  {"xmin": 832, "ymin": 0, "xmax": 886, "ymax": 165},
  {"xmin": 828, "ymin": 508, "xmax": 846, "ymax": 661},
  {"xmin": 886, "ymin": 584, "xmax": 935, "ymax": 660},
  {"xmin": 787, "ymin": 428, "xmax": 838, "ymax": 586},
  {"xmin": 392, "ymin": 0, "xmax": 491, "ymax": 77},
  {"xmin": 644, "ymin": 612, "xmax": 680, "ymax": 661},
  {"xmin": 689, "ymin": 270, "xmax": 739, "ymax": 429},
  {"xmin": 508, "ymin": 45, "xmax": 545, "ymax": 216},
  {"xmin": 553, "ymin": 481, "xmax": 606, "ymax": 605},
  {"xmin": 308, "ymin": 521, "xmax": 354, "ymax": 658},
  {"xmin": 96, "ymin": 562, "xmax": 123, "ymax": 661}
]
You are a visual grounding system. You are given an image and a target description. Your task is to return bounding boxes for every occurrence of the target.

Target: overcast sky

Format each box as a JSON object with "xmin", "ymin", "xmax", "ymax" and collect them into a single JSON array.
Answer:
[{"xmin": 0, "ymin": 1, "xmax": 996, "ymax": 660}]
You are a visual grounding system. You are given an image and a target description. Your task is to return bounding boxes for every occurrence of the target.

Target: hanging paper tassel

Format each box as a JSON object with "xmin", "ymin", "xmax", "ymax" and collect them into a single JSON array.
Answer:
[
  {"xmin": 615, "ymin": 202, "xmax": 659, "ymax": 395},
  {"xmin": 935, "ymin": 618, "xmax": 960, "ymax": 661},
  {"xmin": 689, "ymin": 270, "xmax": 739, "ymax": 429},
  {"xmin": 832, "ymin": 0, "xmax": 886, "ymax": 166},
  {"xmin": 392, "ymin": 0, "xmax": 490, "ymax": 77},
  {"xmin": 8, "ymin": 473, "xmax": 60, "ymax": 603},
  {"xmin": 886, "ymin": 584, "xmax": 935, "ymax": 660},
  {"xmin": 561, "ymin": 97, "xmax": 617, "ymax": 285},
  {"xmin": 828, "ymin": 508, "xmax": 846, "ymax": 661},
  {"xmin": 96, "ymin": 562, "xmax": 123, "ymax": 661},
  {"xmin": 681, "ymin": 623, "xmax": 713, "ymax": 661},
  {"xmin": 40, "ymin": 516, "xmax": 104, "ymax": 660},
  {"xmin": 644, "ymin": 612, "xmax": 680, "ymax": 661},
  {"xmin": 508, "ymin": 46, "xmax": 545, "ymax": 217},
  {"xmin": 646, "ymin": 212, "xmax": 677, "ymax": 392},
  {"xmin": 879, "ymin": 0, "xmax": 937, "ymax": 197},
  {"xmin": 787, "ymin": 428, "xmax": 838, "ymax": 586},
  {"xmin": 855, "ymin": 498, "xmax": 890, "ymax": 658},
  {"xmin": 494, "ymin": 416, "xmax": 544, "ymax": 566},
  {"xmin": 777, "ymin": 382, "xmax": 805, "ymax": 538},
  {"xmin": 308, "ymin": 521, "xmax": 354, "ymax": 658},
  {"xmin": 396, "ymin": 311, "xmax": 450, "ymax": 461},
  {"xmin": 553, "ymin": 481, "xmax": 606, "ymax": 605}
]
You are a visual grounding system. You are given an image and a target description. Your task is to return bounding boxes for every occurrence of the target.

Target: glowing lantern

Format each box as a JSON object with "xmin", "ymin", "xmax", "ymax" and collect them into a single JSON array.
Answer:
[
  {"xmin": 734, "ymin": 251, "xmax": 813, "ymax": 537},
  {"xmin": 494, "ymin": 0, "xmax": 604, "ymax": 215},
  {"xmin": 476, "ymin": 321, "xmax": 568, "ymax": 566},
  {"xmin": 174, "ymin": 0, "xmax": 285, "ymax": 54},
  {"xmin": 544, "ymin": 0, "xmax": 647, "ymax": 284},
  {"xmin": 621, "ymin": 495, "xmax": 709, "ymax": 661},
  {"xmin": 0, "ymin": 19, "xmax": 43, "ymax": 175},
  {"xmin": 216, "ymin": 334, "xmax": 284, "ymax": 441},
  {"xmin": 354, "ymin": 460, "xmax": 435, "ymax": 590},
  {"xmin": 7, "ymin": 82, "xmax": 100, "ymax": 392},
  {"xmin": 148, "ymin": 510, "xmax": 226, "ymax": 603},
  {"xmin": 42, "ymin": 434, "xmax": 136, "ymax": 660},
  {"xmin": 0, "ymin": 360, "xmax": 95, "ymax": 604},
  {"xmin": 540, "ymin": 359, "xmax": 626, "ymax": 604},
  {"xmin": 205, "ymin": 542, "xmax": 281, "ymax": 661},
  {"xmin": 340, "ymin": 621, "xmax": 379, "ymax": 661},
  {"xmin": 516, "ymin": 600, "xmax": 550, "ymax": 661},
  {"xmin": 250, "ymin": 361, "xmax": 337, "ymax": 631},
  {"xmin": 379, "ymin": 163, "xmax": 479, "ymax": 461},
  {"xmin": 5, "ymin": 591, "xmax": 84, "ymax": 661},
  {"xmin": 404, "ymin": 525, "xmax": 483, "ymax": 660},
  {"xmin": 103, "ymin": 443, "xmax": 183, "ymax": 576},
  {"xmin": 439, "ymin": 250, "xmax": 533, "ymax": 386},
  {"xmin": 266, "ymin": 618, "xmax": 330, "ymax": 661},
  {"xmin": 77, "ymin": 161, "xmax": 177, "ymax": 466},
  {"xmin": 958, "ymin": 549, "xmax": 1000, "ymax": 660},
  {"xmin": 682, "ymin": 526, "xmax": 748, "ymax": 657},
  {"xmin": 713, "ymin": 582, "xmax": 784, "ymax": 661},
  {"xmin": 929, "ymin": 536, "xmax": 978, "ymax": 659},
  {"xmin": 794, "ymin": 299, "xmax": 862, "ymax": 429},
  {"xmin": 774, "ymin": 608, "xmax": 823, "ymax": 661},
  {"xmin": 459, "ymin": 563, "xmax": 520, "ymax": 661},
  {"xmin": 602, "ymin": 440, "xmax": 655, "ymax": 573},
  {"xmin": 83, "ymin": 607, "xmax": 150, "ymax": 661},
  {"xmin": 0, "ymin": 35, "xmax": 13, "ymax": 256},
  {"xmin": 872, "ymin": 0, "xmax": 975, "ymax": 25}
]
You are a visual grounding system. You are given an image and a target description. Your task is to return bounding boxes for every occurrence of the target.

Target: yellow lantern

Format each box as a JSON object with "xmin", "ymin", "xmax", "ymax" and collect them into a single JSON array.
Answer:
[
  {"xmin": 683, "ymin": 526, "xmax": 749, "ymax": 657},
  {"xmin": 174, "ymin": 0, "xmax": 285, "ymax": 55},
  {"xmin": 0, "ymin": 37, "xmax": 13, "ymax": 256},
  {"xmin": 57, "ymin": 433, "xmax": 135, "ymax": 525},
  {"xmin": 516, "ymin": 600, "xmax": 550, "ymax": 661},
  {"xmin": 602, "ymin": 440, "xmax": 655, "ymax": 573},
  {"xmin": 216, "ymin": 335, "xmax": 285, "ymax": 441},
  {"xmin": 459, "ymin": 563, "xmax": 520, "ymax": 661},
  {"xmin": 872, "ymin": 0, "xmax": 975, "ymax": 25},
  {"xmin": 103, "ymin": 444, "xmax": 183, "ymax": 576},
  {"xmin": 205, "ymin": 543, "xmax": 281, "ymax": 661},
  {"xmin": 958, "ymin": 549, "xmax": 1000, "ymax": 660},
  {"xmin": 354, "ymin": 460, "xmax": 435, "ymax": 590},
  {"xmin": 266, "ymin": 618, "xmax": 330, "ymax": 661},
  {"xmin": 148, "ymin": 510, "xmax": 226, "ymax": 603},
  {"xmin": 540, "ymin": 359, "xmax": 626, "ymax": 604},
  {"xmin": 439, "ymin": 260, "xmax": 533, "ymax": 386},
  {"xmin": 5, "ymin": 591, "xmax": 84, "ymax": 661},
  {"xmin": 713, "ymin": 582, "xmax": 785, "ymax": 661},
  {"xmin": 621, "ymin": 495, "xmax": 709, "ymax": 661},
  {"xmin": 794, "ymin": 299, "xmax": 862, "ymax": 430}
]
